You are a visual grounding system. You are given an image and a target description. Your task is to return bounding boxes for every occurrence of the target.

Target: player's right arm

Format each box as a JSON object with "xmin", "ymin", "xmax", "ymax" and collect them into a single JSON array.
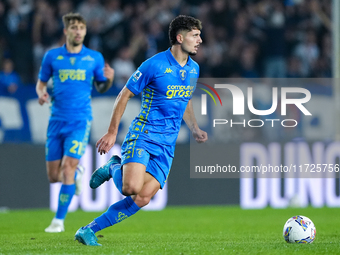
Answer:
[
  {"xmin": 36, "ymin": 50, "xmax": 53, "ymax": 105},
  {"xmin": 36, "ymin": 79, "xmax": 49, "ymax": 105},
  {"xmin": 96, "ymin": 60, "xmax": 154, "ymax": 154},
  {"xmin": 96, "ymin": 86, "xmax": 135, "ymax": 155}
]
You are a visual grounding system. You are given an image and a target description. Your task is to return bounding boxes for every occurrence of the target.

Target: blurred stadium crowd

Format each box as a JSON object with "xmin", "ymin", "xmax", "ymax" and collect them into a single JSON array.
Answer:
[{"xmin": 0, "ymin": 0, "xmax": 333, "ymax": 93}]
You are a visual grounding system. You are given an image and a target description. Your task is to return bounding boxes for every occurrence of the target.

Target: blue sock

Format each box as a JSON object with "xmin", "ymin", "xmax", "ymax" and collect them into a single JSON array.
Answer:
[
  {"xmin": 55, "ymin": 184, "xmax": 76, "ymax": 220},
  {"xmin": 109, "ymin": 163, "xmax": 123, "ymax": 194},
  {"xmin": 86, "ymin": 197, "xmax": 140, "ymax": 233},
  {"xmin": 83, "ymin": 220, "xmax": 101, "ymax": 233}
]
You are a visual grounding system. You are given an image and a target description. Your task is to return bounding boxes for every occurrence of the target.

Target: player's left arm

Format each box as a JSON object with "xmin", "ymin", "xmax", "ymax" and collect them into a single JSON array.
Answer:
[
  {"xmin": 183, "ymin": 99, "xmax": 208, "ymax": 143},
  {"xmin": 94, "ymin": 63, "xmax": 115, "ymax": 93}
]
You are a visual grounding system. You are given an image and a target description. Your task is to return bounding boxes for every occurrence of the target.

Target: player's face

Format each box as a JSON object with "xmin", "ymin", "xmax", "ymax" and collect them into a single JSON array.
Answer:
[
  {"xmin": 181, "ymin": 29, "xmax": 202, "ymax": 56},
  {"xmin": 65, "ymin": 20, "xmax": 86, "ymax": 46}
]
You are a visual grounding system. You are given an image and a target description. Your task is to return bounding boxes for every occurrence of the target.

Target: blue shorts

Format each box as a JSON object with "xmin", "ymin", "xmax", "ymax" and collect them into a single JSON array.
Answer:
[
  {"xmin": 46, "ymin": 119, "xmax": 91, "ymax": 161},
  {"xmin": 121, "ymin": 132, "xmax": 175, "ymax": 188}
]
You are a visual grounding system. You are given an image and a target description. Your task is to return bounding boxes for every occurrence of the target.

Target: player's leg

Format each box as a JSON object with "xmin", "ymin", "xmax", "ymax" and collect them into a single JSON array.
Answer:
[
  {"xmin": 90, "ymin": 133, "xmax": 146, "ymax": 193},
  {"xmin": 66, "ymin": 120, "xmax": 91, "ymax": 195},
  {"xmin": 46, "ymin": 160, "xmax": 62, "ymax": 183},
  {"xmin": 130, "ymin": 172, "xmax": 161, "ymax": 207},
  {"xmin": 89, "ymin": 163, "xmax": 147, "ymax": 229},
  {"xmin": 44, "ymin": 120, "xmax": 65, "ymax": 232},
  {"xmin": 46, "ymin": 158, "xmax": 83, "ymax": 185},
  {"xmin": 75, "ymin": 168, "xmax": 160, "ymax": 246},
  {"xmin": 53, "ymin": 120, "xmax": 90, "ymax": 221},
  {"xmin": 89, "ymin": 154, "xmax": 122, "ymax": 191},
  {"xmin": 121, "ymin": 162, "xmax": 147, "ymax": 195},
  {"xmin": 45, "ymin": 120, "xmax": 90, "ymax": 233},
  {"xmin": 45, "ymin": 155, "xmax": 79, "ymax": 233},
  {"xmin": 45, "ymin": 120, "xmax": 63, "ymax": 183}
]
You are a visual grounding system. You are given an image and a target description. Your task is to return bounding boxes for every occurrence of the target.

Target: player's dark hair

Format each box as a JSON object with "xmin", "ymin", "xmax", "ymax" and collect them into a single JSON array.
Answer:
[
  {"xmin": 168, "ymin": 15, "xmax": 202, "ymax": 45},
  {"xmin": 62, "ymin": 12, "xmax": 86, "ymax": 28}
]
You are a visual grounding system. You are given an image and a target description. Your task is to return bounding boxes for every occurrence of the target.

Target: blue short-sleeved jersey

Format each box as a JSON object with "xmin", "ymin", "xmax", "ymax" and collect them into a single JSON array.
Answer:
[
  {"xmin": 39, "ymin": 45, "xmax": 107, "ymax": 121},
  {"xmin": 126, "ymin": 48, "xmax": 199, "ymax": 146}
]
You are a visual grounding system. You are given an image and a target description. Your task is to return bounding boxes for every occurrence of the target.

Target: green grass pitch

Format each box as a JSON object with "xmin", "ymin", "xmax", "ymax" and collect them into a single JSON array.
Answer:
[{"xmin": 0, "ymin": 206, "xmax": 340, "ymax": 254}]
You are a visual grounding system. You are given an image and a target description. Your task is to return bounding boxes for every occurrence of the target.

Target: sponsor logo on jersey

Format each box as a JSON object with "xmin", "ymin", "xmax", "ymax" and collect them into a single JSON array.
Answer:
[
  {"xmin": 81, "ymin": 55, "xmax": 95, "ymax": 61},
  {"xmin": 164, "ymin": 68, "xmax": 173, "ymax": 74},
  {"xmin": 166, "ymin": 85, "xmax": 194, "ymax": 99},
  {"xmin": 190, "ymin": 68, "xmax": 197, "ymax": 74},
  {"xmin": 56, "ymin": 55, "xmax": 64, "ymax": 60},
  {"xmin": 59, "ymin": 69, "xmax": 86, "ymax": 82},
  {"xmin": 132, "ymin": 70, "xmax": 142, "ymax": 82}
]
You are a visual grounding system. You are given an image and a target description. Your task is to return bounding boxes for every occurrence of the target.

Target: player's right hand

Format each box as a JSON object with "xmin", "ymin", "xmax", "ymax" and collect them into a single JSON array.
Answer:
[
  {"xmin": 96, "ymin": 132, "xmax": 117, "ymax": 155},
  {"xmin": 38, "ymin": 92, "xmax": 49, "ymax": 105}
]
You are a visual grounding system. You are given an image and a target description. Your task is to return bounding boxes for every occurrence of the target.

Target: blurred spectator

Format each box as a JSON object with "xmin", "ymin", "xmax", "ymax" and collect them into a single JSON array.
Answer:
[
  {"xmin": 262, "ymin": 0, "xmax": 286, "ymax": 78},
  {"xmin": 309, "ymin": 0, "xmax": 331, "ymax": 31},
  {"xmin": 0, "ymin": 1, "xmax": 8, "ymax": 37},
  {"xmin": 191, "ymin": 45, "xmax": 210, "ymax": 77},
  {"xmin": 0, "ymin": 0, "xmax": 335, "ymax": 144},
  {"xmin": 32, "ymin": 0, "xmax": 60, "ymax": 79},
  {"xmin": 144, "ymin": 0, "xmax": 177, "ymax": 26},
  {"xmin": 6, "ymin": 0, "xmax": 33, "ymax": 83},
  {"xmin": 86, "ymin": 17, "xmax": 104, "ymax": 52},
  {"xmin": 203, "ymin": 24, "xmax": 228, "ymax": 77},
  {"xmin": 293, "ymin": 30, "xmax": 319, "ymax": 77},
  {"xmin": 286, "ymin": 56, "xmax": 304, "ymax": 78},
  {"xmin": 128, "ymin": 19, "xmax": 148, "ymax": 67},
  {"xmin": 32, "ymin": 2, "xmax": 60, "ymax": 47},
  {"xmin": 146, "ymin": 20, "xmax": 168, "ymax": 58},
  {"xmin": 103, "ymin": 0, "xmax": 123, "ymax": 30},
  {"xmin": 0, "ymin": 58, "xmax": 21, "ymax": 95},
  {"xmin": 0, "ymin": 0, "xmax": 9, "ymax": 68},
  {"xmin": 208, "ymin": 0, "xmax": 228, "ymax": 29},
  {"xmin": 111, "ymin": 47, "xmax": 135, "ymax": 88},
  {"xmin": 99, "ymin": 3, "xmax": 134, "ymax": 61},
  {"xmin": 320, "ymin": 32, "xmax": 332, "ymax": 63},
  {"xmin": 238, "ymin": 45, "xmax": 260, "ymax": 78},
  {"xmin": 0, "ymin": 0, "xmax": 333, "ymax": 82},
  {"xmin": 77, "ymin": 0, "xmax": 105, "ymax": 32},
  {"xmin": 57, "ymin": 0, "xmax": 74, "ymax": 24},
  {"xmin": 312, "ymin": 55, "xmax": 331, "ymax": 78}
]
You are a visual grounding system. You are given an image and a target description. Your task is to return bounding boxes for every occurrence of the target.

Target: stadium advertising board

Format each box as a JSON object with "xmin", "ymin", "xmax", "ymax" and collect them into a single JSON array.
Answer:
[{"xmin": 1, "ymin": 142, "xmax": 340, "ymax": 210}]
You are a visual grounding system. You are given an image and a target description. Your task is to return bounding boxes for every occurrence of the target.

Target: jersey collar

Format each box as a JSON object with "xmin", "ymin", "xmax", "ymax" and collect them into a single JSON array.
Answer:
[
  {"xmin": 61, "ymin": 44, "xmax": 87, "ymax": 55},
  {"xmin": 165, "ymin": 48, "xmax": 193, "ymax": 68}
]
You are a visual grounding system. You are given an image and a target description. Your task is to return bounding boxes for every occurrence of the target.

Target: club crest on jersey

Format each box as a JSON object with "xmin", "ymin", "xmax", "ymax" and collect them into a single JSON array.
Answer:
[
  {"xmin": 180, "ymin": 70, "xmax": 187, "ymax": 80},
  {"xmin": 132, "ymin": 70, "xmax": 142, "ymax": 82},
  {"xmin": 69, "ymin": 57, "xmax": 76, "ymax": 65},
  {"xmin": 136, "ymin": 148, "xmax": 144, "ymax": 158}
]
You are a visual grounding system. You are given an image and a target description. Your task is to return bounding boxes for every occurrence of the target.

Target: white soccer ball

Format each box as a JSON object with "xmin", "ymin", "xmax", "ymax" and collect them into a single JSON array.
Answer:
[{"xmin": 283, "ymin": 215, "xmax": 316, "ymax": 243}]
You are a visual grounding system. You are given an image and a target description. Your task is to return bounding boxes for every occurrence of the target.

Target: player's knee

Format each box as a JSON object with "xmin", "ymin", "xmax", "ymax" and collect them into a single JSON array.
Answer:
[
  {"xmin": 122, "ymin": 183, "xmax": 142, "ymax": 196},
  {"xmin": 47, "ymin": 175, "xmax": 58, "ymax": 183},
  {"xmin": 134, "ymin": 195, "xmax": 151, "ymax": 208},
  {"xmin": 61, "ymin": 165, "xmax": 76, "ymax": 182}
]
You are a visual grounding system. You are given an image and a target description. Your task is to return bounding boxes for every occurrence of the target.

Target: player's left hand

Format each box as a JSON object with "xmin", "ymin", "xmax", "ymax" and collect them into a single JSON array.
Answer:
[
  {"xmin": 193, "ymin": 128, "xmax": 208, "ymax": 143},
  {"xmin": 103, "ymin": 63, "xmax": 114, "ymax": 82}
]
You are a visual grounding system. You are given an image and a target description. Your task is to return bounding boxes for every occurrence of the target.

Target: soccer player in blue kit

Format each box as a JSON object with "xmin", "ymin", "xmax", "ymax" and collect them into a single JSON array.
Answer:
[
  {"xmin": 36, "ymin": 13, "xmax": 114, "ymax": 233},
  {"xmin": 75, "ymin": 15, "xmax": 207, "ymax": 246}
]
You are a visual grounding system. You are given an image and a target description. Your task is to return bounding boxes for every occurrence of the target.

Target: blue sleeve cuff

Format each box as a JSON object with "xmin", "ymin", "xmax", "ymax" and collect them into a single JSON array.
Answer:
[{"xmin": 126, "ymin": 84, "xmax": 140, "ymax": 96}]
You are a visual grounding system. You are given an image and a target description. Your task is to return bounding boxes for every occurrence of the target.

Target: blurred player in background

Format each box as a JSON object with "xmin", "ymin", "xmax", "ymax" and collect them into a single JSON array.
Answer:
[
  {"xmin": 36, "ymin": 12, "xmax": 114, "ymax": 233},
  {"xmin": 74, "ymin": 15, "xmax": 207, "ymax": 246}
]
